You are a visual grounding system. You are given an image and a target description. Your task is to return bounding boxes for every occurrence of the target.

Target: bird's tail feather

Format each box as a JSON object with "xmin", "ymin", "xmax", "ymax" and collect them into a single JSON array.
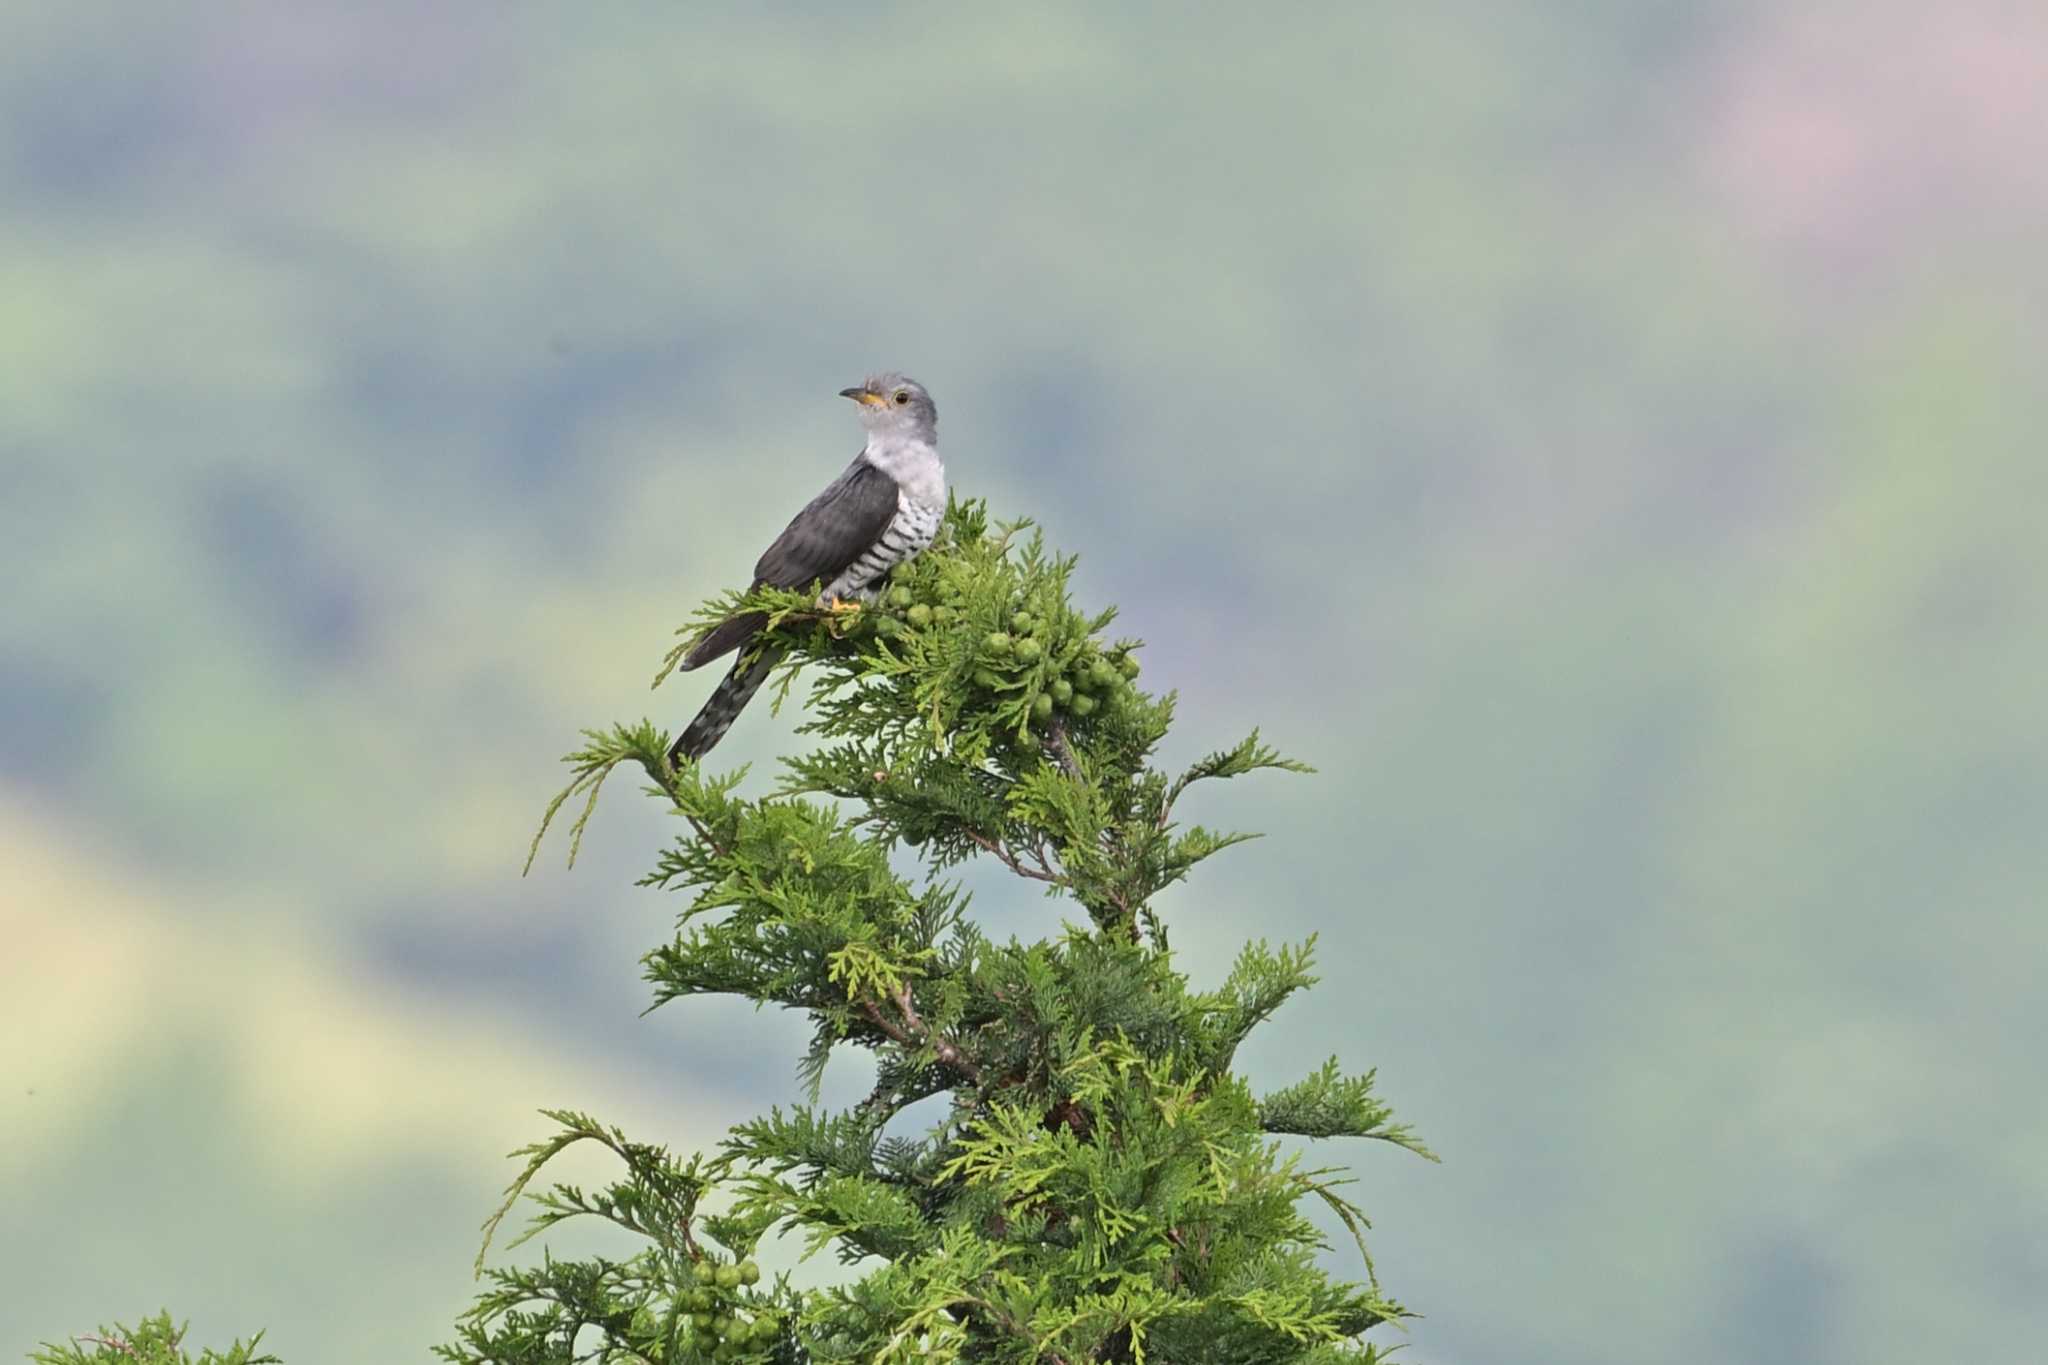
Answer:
[
  {"xmin": 668, "ymin": 641, "xmax": 783, "ymax": 765},
  {"xmin": 681, "ymin": 609, "xmax": 767, "ymax": 671}
]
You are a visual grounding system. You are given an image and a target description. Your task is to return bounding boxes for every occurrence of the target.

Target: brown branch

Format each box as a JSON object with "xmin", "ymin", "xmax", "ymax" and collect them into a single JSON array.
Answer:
[
  {"xmin": 964, "ymin": 828, "xmax": 1063, "ymax": 885},
  {"xmin": 1046, "ymin": 718, "xmax": 1083, "ymax": 781},
  {"xmin": 859, "ymin": 998, "xmax": 915, "ymax": 1048},
  {"xmin": 1157, "ymin": 766, "xmax": 1201, "ymax": 831},
  {"xmin": 893, "ymin": 983, "xmax": 926, "ymax": 1033},
  {"xmin": 648, "ymin": 758, "xmax": 733, "ymax": 860},
  {"xmin": 676, "ymin": 809, "xmax": 731, "ymax": 861},
  {"xmin": 861, "ymin": 984, "xmax": 983, "ymax": 1083},
  {"xmin": 896, "ymin": 983, "xmax": 982, "ymax": 1082},
  {"xmin": 685, "ymin": 813, "xmax": 730, "ymax": 861}
]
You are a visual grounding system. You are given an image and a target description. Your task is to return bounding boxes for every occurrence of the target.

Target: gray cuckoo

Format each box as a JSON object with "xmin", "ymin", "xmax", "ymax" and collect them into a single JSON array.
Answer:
[{"xmin": 667, "ymin": 373, "xmax": 945, "ymax": 765}]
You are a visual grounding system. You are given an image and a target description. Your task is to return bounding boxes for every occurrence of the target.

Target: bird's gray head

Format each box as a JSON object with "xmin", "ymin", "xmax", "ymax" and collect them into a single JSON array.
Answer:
[{"xmin": 839, "ymin": 372, "xmax": 937, "ymax": 444}]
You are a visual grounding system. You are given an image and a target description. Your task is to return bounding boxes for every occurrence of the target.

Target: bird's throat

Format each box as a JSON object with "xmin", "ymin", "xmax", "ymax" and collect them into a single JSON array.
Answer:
[{"xmin": 863, "ymin": 436, "xmax": 946, "ymax": 510}]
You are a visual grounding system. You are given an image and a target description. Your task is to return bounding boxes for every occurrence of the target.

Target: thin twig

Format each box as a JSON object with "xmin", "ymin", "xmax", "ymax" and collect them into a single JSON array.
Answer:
[
  {"xmin": 650, "ymin": 759, "xmax": 732, "ymax": 860},
  {"xmin": 963, "ymin": 828, "xmax": 1063, "ymax": 885},
  {"xmin": 893, "ymin": 983, "xmax": 925, "ymax": 1031},
  {"xmin": 1157, "ymin": 768, "xmax": 1198, "ymax": 831},
  {"xmin": 681, "ymin": 809, "xmax": 730, "ymax": 861},
  {"xmin": 862, "ymin": 984, "xmax": 983, "ymax": 1082},
  {"xmin": 897, "ymin": 983, "xmax": 982, "ymax": 1081},
  {"xmin": 1046, "ymin": 718, "xmax": 1083, "ymax": 781},
  {"xmin": 859, "ymin": 999, "xmax": 915, "ymax": 1048}
]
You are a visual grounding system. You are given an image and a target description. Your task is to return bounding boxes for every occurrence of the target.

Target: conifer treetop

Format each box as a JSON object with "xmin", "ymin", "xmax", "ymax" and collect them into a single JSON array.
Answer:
[{"xmin": 464, "ymin": 500, "xmax": 1430, "ymax": 1365}]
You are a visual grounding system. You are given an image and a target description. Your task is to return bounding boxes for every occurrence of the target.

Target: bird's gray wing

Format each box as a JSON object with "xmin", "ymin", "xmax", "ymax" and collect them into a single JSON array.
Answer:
[
  {"xmin": 680, "ymin": 456, "xmax": 900, "ymax": 670},
  {"xmin": 750, "ymin": 456, "xmax": 901, "ymax": 590}
]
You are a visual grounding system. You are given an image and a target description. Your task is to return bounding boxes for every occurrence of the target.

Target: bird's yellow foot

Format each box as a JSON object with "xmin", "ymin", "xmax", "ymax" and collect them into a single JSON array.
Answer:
[{"xmin": 824, "ymin": 596, "xmax": 864, "ymax": 616}]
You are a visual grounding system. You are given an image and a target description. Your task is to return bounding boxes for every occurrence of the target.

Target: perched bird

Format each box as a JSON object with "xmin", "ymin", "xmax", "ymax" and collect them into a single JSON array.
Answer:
[{"xmin": 667, "ymin": 373, "xmax": 946, "ymax": 765}]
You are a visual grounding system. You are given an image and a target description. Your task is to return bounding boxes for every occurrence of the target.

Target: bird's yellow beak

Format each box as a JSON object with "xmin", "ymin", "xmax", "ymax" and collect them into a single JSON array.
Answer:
[{"xmin": 838, "ymin": 386, "xmax": 886, "ymax": 407}]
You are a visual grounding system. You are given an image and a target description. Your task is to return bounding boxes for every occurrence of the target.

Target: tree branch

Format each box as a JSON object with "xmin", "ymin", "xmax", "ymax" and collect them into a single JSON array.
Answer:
[
  {"xmin": 1047, "ymin": 718, "xmax": 1083, "ymax": 781},
  {"xmin": 896, "ymin": 983, "xmax": 982, "ymax": 1082},
  {"xmin": 649, "ymin": 758, "xmax": 733, "ymax": 860},
  {"xmin": 859, "ymin": 998, "xmax": 915, "ymax": 1048},
  {"xmin": 964, "ymin": 827, "xmax": 1064, "ymax": 886},
  {"xmin": 860, "ymin": 983, "xmax": 983, "ymax": 1083}
]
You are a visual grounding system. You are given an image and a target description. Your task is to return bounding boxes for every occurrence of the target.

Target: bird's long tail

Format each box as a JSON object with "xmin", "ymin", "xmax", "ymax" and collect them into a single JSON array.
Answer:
[{"xmin": 668, "ymin": 641, "xmax": 784, "ymax": 766}]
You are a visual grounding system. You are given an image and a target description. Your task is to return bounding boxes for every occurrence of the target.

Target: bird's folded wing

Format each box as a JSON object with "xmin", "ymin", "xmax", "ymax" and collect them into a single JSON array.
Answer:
[
  {"xmin": 752, "ymin": 456, "xmax": 901, "ymax": 589},
  {"xmin": 679, "ymin": 455, "xmax": 901, "ymax": 671}
]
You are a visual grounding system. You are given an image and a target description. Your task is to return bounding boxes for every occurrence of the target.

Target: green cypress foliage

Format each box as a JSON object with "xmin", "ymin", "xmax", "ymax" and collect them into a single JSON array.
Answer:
[
  {"xmin": 31, "ymin": 1313, "xmax": 278, "ymax": 1365},
  {"xmin": 452, "ymin": 501, "xmax": 1432, "ymax": 1364}
]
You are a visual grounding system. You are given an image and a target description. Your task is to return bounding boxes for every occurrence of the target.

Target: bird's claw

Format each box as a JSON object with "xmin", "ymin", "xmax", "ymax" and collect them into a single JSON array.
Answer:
[{"xmin": 823, "ymin": 596, "xmax": 864, "ymax": 616}]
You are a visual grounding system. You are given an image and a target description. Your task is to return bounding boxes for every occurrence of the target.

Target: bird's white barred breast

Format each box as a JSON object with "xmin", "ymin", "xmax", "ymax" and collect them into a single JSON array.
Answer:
[
  {"xmin": 825, "ymin": 493, "xmax": 942, "ymax": 601},
  {"xmin": 821, "ymin": 436, "xmax": 945, "ymax": 603},
  {"xmin": 889, "ymin": 489, "xmax": 944, "ymax": 555}
]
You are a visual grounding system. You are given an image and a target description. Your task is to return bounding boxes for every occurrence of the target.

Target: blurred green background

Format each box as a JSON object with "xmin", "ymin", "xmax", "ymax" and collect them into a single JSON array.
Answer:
[{"xmin": 5, "ymin": 2, "xmax": 2043, "ymax": 1361}]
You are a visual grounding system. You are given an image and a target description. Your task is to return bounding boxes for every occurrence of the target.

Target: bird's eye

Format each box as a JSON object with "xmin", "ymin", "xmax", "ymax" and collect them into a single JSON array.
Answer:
[{"xmin": 894, "ymin": 391, "xmax": 910, "ymax": 406}]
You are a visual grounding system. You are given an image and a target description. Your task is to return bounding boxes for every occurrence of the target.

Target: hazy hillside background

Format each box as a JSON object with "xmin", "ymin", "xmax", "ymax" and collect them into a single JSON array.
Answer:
[{"xmin": 5, "ymin": 3, "xmax": 2043, "ymax": 1362}]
